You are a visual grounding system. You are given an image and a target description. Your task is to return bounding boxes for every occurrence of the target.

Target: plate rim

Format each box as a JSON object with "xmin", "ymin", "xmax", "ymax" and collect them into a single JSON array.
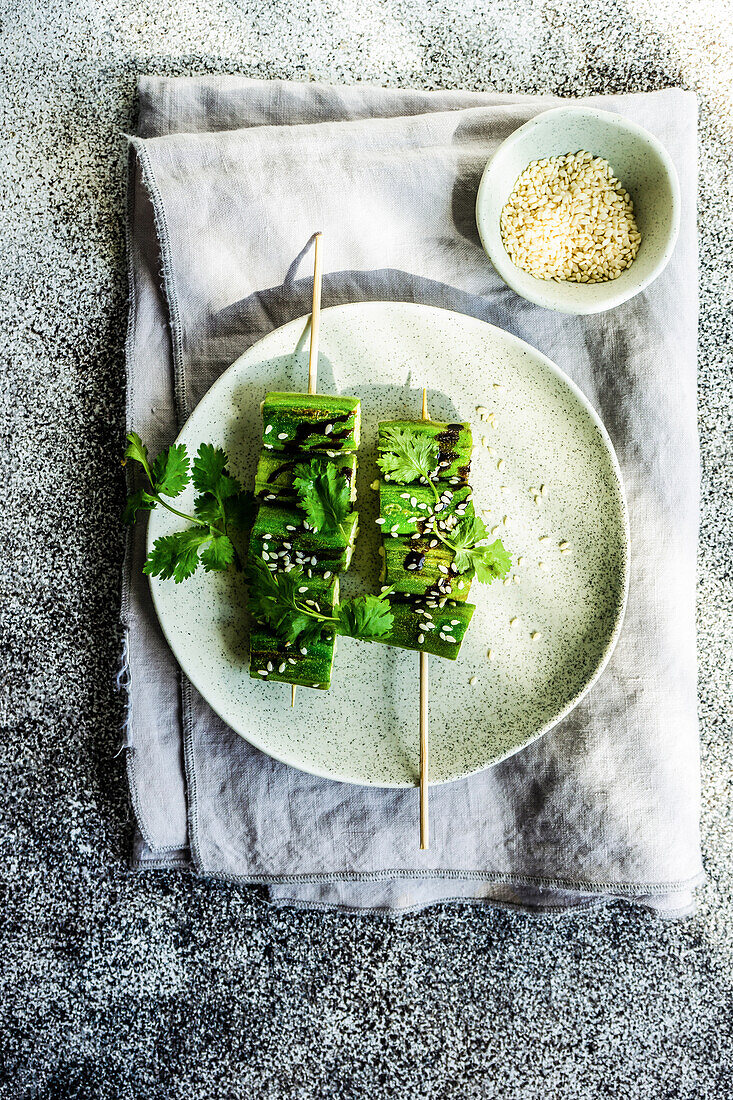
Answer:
[{"xmin": 147, "ymin": 301, "xmax": 630, "ymax": 787}]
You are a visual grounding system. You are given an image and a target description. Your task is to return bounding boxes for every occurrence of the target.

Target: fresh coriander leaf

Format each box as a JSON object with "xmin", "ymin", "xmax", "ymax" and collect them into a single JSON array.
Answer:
[
  {"xmin": 193, "ymin": 493, "xmax": 223, "ymax": 528},
  {"xmin": 223, "ymin": 490, "xmax": 257, "ymax": 532},
  {"xmin": 454, "ymin": 539, "xmax": 511, "ymax": 583},
  {"xmin": 245, "ymin": 560, "xmax": 334, "ymax": 644},
  {"xmin": 143, "ymin": 528, "xmax": 210, "ymax": 583},
  {"xmin": 472, "ymin": 540, "xmax": 512, "ymax": 583},
  {"xmin": 377, "ymin": 425, "xmax": 440, "ymax": 484},
  {"xmin": 246, "ymin": 560, "xmax": 308, "ymax": 642},
  {"xmin": 300, "ymin": 618, "xmax": 331, "ymax": 647},
  {"xmin": 191, "ymin": 443, "xmax": 228, "ymax": 491},
  {"xmin": 447, "ymin": 514, "xmax": 490, "ymax": 551},
  {"xmin": 335, "ymin": 593, "xmax": 394, "ymax": 640},
  {"xmin": 122, "ymin": 489, "xmax": 156, "ymax": 525},
  {"xmin": 200, "ymin": 534, "xmax": 235, "ymax": 573},
  {"xmin": 293, "ymin": 461, "xmax": 350, "ymax": 535},
  {"xmin": 150, "ymin": 443, "xmax": 190, "ymax": 498},
  {"xmin": 124, "ymin": 432, "xmax": 152, "ymax": 478}
]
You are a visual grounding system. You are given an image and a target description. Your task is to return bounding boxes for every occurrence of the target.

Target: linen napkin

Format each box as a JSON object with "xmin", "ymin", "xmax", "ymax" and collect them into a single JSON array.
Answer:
[{"xmin": 122, "ymin": 77, "xmax": 702, "ymax": 916}]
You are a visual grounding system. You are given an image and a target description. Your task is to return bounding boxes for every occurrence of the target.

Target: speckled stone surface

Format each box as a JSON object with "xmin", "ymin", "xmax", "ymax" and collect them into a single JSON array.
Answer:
[{"xmin": 1, "ymin": 1, "xmax": 731, "ymax": 1097}]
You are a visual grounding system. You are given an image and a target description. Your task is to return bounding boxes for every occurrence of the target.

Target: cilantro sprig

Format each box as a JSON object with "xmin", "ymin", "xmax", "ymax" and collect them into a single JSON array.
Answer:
[
  {"xmin": 377, "ymin": 425, "xmax": 440, "ymax": 485},
  {"xmin": 123, "ymin": 433, "xmax": 255, "ymax": 582},
  {"xmin": 292, "ymin": 460, "xmax": 352, "ymax": 537},
  {"xmin": 450, "ymin": 515, "xmax": 512, "ymax": 581},
  {"xmin": 376, "ymin": 424, "xmax": 511, "ymax": 584},
  {"xmin": 246, "ymin": 558, "xmax": 394, "ymax": 645}
]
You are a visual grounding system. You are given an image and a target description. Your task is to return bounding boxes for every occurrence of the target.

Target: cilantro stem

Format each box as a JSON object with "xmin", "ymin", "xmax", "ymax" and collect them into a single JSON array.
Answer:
[
  {"xmin": 293, "ymin": 600, "xmax": 338, "ymax": 625},
  {"xmin": 422, "ymin": 476, "xmax": 463, "ymax": 555},
  {"xmin": 148, "ymin": 493, "xmax": 213, "ymax": 529}
]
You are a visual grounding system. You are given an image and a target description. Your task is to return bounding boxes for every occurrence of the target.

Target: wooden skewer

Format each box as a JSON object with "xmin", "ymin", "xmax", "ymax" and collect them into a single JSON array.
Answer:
[
  {"xmin": 419, "ymin": 386, "xmax": 430, "ymax": 849},
  {"xmin": 308, "ymin": 232, "xmax": 323, "ymax": 397},
  {"xmin": 292, "ymin": 232, "xmax": 324, "ymax": 710}
]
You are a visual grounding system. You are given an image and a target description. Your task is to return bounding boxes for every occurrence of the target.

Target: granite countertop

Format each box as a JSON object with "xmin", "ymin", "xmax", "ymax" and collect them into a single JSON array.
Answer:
[{"xmin": 2, "ymin": 0, "xmax": 731, "ymax": 1096}]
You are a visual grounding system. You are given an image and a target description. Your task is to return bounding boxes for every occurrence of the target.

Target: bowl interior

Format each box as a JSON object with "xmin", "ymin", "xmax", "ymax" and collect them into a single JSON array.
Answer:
[{"xmin": 477, "ymin": 108, "xmax": 679, "ymax": 313}]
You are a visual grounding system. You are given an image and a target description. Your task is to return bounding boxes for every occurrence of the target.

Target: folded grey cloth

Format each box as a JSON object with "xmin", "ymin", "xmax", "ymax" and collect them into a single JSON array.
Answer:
[{"xmin": 123, "ymin": 77, "xmax": 702, "ymax": 917}]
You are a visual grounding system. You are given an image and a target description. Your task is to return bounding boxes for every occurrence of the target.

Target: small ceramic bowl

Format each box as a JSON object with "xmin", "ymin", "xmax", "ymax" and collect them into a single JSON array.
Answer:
[{"xmin": 476, "ymin": 105, "xmax": 680, "ymax": 314}]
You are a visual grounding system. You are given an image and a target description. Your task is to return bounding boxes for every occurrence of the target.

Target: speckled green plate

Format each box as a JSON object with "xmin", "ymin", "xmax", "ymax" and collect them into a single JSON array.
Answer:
[{"xmin": 148, "ymin": 303, "xmax": 629, "ymax": 787}]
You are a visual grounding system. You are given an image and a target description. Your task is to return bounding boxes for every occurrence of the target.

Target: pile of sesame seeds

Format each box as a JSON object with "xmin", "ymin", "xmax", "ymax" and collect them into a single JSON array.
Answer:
[{"xmin": 500, "ymin": 150, "xmax": 641, "ymax": 283}]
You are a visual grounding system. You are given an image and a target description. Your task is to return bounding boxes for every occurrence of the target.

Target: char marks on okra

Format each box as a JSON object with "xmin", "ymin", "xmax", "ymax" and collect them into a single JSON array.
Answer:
[
  {"xmin": 246, "ymin": 392, "xmax": 393, "ymax": 690},
  {"xmin": 372, "ymin": 415, "xmax": 511, "ymax": 659}
]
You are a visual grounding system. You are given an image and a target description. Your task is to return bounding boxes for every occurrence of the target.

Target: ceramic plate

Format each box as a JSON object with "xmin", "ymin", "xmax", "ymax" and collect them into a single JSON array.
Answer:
[{"xmin": 148, "ymin": 303, "xmax": 629, "ymax": 787}]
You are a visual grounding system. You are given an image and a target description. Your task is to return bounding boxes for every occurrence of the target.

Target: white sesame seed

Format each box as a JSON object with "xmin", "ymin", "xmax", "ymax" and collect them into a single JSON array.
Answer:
[
  {"xmin": 487, "ymin": 649, "xmax": 494, "ymax": 660},
  {"xmin": 264, "ymin": 425, "xmax": 273, "ymax": 434},
  {"xmin": 324, "ymin": 423, "xmax": 333, "ymax": 435},
  {"xmin": 277, "ymin": 432, "xmax": 288, "ymax": 440},
  {"xmin": 469, "ymin": 676, "xmax": 478, "ymax": 686},
  {"xmin": 538, "ymin": 561, "xmax": 548, "ymax": 570},
  {"xmin": 531, "ymin": 631, "xmax": 542, "ymax": 642}
]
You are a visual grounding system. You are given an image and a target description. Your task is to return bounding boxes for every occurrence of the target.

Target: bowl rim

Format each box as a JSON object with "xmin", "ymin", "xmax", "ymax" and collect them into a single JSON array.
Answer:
[{"xmin": 476, "ymin": 104, "xmax": 681, "ymax": 315}]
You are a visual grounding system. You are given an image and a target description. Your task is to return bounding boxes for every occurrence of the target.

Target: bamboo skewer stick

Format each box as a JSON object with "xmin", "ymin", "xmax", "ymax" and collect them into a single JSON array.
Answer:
[
  {"xmin": 308, "ymin": 232, "xmax": 323, "ymax": 397},
  {"xmin": 292, "ymin": 232, "xmax": 324, "ymax": 709},
  {"xmin": 419, "ymin": 386, "xmax": 430, "ymax": 849}
]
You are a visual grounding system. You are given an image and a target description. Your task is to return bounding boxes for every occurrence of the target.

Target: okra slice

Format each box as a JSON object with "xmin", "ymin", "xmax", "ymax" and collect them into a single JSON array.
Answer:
[
  {"xmin": 251, "ymin": 504, "xmax": 359, "ymax": 575},
  {"xmin": 255, "ymin": 451, "xmax": 357, "ymax": 504},
  {"xmin": 374, "ymin": 599, "xmax": 475, "ymax": 660},
  {"xmin": 262, "ymin": 392, "xmax": 360, "ymax": 453},
  {"xmin": 383, "ymin": 537, "xmax": 473, "ymax": 602},
  {"xmin": 249, "ymin": 627, "xmax": 336, "ymax": 689},
  {"xmin": 379, "ymin": 483, "xmax": 474, "ymax": 536},
  {"xmin": 248, "ymin": 573, "xmax": 338, "ymax": 688},
  {"xmin": 378, "ymin": 420, "xmax": 472, "ymax": 483}
]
